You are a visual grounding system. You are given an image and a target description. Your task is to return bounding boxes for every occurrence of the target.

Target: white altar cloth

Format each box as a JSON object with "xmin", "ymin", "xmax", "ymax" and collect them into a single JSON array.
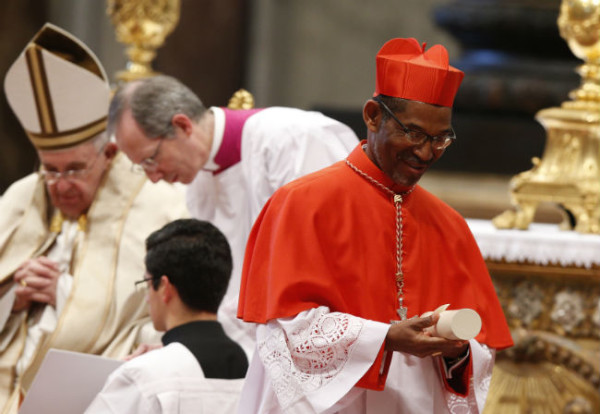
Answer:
[{"xmin": 466, "ymin": 219, "xmax": 600, "ymax": 269}]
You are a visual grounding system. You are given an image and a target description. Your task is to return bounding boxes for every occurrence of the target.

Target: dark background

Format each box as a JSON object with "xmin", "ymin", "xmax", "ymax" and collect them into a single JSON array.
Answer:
[{"xmin": 0, "ymin": 0, "xmax": 580, "ymax": 194}]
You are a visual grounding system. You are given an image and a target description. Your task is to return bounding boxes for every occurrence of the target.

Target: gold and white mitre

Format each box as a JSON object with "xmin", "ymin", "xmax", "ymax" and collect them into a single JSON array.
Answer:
[{"xmin": 4, "ymin": 23, "xmax": 110, "ymax": 151}]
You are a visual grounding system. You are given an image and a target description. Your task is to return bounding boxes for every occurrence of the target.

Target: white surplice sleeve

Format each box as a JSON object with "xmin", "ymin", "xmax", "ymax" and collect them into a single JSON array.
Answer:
[
  {"xmin": 246, "ymin": 307, "xmax": 389, "ymax": 414},
  {"xmin": 240, "ymin": 308, "xmax": 497, "ymax": 414}
]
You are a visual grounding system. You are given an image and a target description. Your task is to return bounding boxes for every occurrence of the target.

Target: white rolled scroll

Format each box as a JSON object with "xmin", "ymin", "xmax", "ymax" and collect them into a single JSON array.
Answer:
[{"xmin": 421, "ymin": 305, "xmax": 482, "ymax": 341}]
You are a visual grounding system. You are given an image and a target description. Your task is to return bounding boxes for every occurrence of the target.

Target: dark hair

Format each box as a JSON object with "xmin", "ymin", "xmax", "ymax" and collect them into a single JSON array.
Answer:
[{"xmin": 145, "ymin": 219, "xmax": 232, "ymax": 313}]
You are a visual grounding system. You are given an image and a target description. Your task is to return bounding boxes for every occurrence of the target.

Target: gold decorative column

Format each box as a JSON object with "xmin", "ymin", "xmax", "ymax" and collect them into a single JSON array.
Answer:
[
  {"xmin": 106, "ymin": 0, "xmax": 181, "ymax": 82},
  {"xmin": 493, "ymin": 0, "xmax": 600, "ymax": 234}
]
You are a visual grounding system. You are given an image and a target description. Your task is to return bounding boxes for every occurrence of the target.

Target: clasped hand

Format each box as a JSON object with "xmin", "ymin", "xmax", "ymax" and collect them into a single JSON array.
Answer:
[
  {"xmin": 12, "ymin": 257, "xmax": 61, "ymax": 311},
  {"xmin": 385, "ymin": 313, "xmax": 468, "ymax": 359}
]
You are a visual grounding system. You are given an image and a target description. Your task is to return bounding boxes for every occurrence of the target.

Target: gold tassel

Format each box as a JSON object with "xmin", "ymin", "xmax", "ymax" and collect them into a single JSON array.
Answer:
[
  {"xmin": 49, "ymin": 211, "xmax": 63, "ymax": 233},
  {"xmin": 49, "ymin": 211, "xmax": 87, "ymax": 232},
  {"xmin": 77, "ymin": 214, "xmax": 87, "ymax": 232}
]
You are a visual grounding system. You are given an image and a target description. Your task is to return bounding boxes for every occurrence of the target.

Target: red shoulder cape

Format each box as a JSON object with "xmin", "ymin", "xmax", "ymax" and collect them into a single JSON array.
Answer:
[{"xmin": 238, "ymin": 143, "xmax": 513, "ymax": 389}]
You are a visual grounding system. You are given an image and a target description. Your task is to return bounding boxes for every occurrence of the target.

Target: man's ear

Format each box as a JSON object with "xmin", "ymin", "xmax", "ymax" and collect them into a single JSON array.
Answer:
[
  {"xmin": 171, "ymin": 114, "xmax": 194, "ymax": 136},
  {"xmin": 363, "ymin": 99, "xmax": 383, "ymax": 133},
  {"xmin": 159, "ymin": 275, "xmax": 175, "ymax": 304}
]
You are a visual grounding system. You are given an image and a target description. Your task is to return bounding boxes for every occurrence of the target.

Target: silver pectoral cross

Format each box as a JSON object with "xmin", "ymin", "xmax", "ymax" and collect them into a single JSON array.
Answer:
[
  {"xmin": 391, "ymin": 307, "xmax": 408, "ymax": 324},
  {"xmin": 390, "ymin": 300, "xmax": 408, "ymax": 324}
]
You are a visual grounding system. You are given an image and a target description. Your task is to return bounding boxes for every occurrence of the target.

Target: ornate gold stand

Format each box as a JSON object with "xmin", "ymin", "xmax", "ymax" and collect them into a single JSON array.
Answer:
[
  {"xmin": 493, "ymin": 0, "xmax": 600, "ymax": 234},
  {"xmin": 106, "ymin": 0, "xmax": 180, "ymax": 82},
  {"xmin": 484, "ymin": 260, "xmax": 600, "ymax": 413},
  {"xmin": 227, "ymin": 89, "xmax": 255, "ymax": 110}
]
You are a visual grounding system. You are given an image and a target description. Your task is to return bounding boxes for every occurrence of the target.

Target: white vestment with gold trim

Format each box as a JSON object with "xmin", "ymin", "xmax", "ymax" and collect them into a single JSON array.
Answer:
[{"xmin": 0, "ymin": 153, "xmax": 189, "ymax": 413}]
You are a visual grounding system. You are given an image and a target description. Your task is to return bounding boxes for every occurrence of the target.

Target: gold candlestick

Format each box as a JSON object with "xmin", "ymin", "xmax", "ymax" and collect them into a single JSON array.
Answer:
[
  {"xmin": 493, "ymin": 0, "xmax": 600, "ymax": 234},
  {"xmin": 107, "ymin": 0, "xmax": 180, "ymax": 82}
]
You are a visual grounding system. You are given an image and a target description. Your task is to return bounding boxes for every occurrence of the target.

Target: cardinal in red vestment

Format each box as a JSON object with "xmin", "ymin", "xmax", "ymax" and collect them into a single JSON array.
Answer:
[{"xmin": 237, "ymin": 37, "xmax": 513, "ymax": 414}]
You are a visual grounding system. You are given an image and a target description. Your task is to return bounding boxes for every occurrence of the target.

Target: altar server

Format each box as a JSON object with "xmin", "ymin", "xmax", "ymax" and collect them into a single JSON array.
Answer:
[{"xmin": 86, "ymin": 219, "xmax": 246, "ymax": 414}]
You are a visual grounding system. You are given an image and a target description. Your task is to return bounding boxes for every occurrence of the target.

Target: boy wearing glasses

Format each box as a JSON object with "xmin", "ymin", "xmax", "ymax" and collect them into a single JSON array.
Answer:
[
  {"xmin": 86, "ymin": 219, "xmax": 247, "ymax": 414},
  {"xmin": 0, "ymin": 24, "xmax": 188, "ymax": 413},
  {"xmin": 237, "ymin": 38, "xmax": 513, "ymax": 413}
]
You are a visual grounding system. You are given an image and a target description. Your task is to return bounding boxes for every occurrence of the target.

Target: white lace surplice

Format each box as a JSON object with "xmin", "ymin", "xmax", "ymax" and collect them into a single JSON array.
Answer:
[{"xmin": 238, "ymin": 307, "xmax": 495, "ymax": 414}]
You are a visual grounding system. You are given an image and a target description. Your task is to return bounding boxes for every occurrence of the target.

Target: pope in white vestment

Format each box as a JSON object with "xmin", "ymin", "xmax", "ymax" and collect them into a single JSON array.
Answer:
[{"xmin": 0, "ymin": 24, "xmax": 189, "ymax": 413}]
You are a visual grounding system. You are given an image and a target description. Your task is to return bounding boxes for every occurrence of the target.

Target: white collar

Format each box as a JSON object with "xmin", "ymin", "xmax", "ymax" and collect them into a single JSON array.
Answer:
[{"xmin": 202, "ymin": 106, "xmax": 225, "ymax": 171}]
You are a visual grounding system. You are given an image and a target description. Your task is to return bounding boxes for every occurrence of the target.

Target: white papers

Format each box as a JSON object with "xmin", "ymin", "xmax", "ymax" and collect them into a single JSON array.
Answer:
[{"xmin": 19, "ymin": 348, "xmax": 123, "ymax": 414}]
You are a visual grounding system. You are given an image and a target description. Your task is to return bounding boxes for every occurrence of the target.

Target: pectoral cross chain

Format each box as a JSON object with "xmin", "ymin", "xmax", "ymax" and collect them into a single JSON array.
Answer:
[{"xmin": 344, "ymin": 159, "xmax": 414, "ymax": 325}]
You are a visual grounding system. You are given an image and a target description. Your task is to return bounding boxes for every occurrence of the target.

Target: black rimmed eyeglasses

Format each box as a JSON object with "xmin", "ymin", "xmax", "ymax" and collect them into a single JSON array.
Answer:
[
  {"xmin": 134, "ymin": 276, "xmax": 153, "ymax": 290},
  {"xmin": 374, "ymin": 97, "xmax": 456, "ymax": 151}
]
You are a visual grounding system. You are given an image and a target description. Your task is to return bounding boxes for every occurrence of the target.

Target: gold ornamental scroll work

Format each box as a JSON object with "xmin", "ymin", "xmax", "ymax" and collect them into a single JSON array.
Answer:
[{"xmin": 107, "ymin": 0, "xmax": 180, "ymax": 82}]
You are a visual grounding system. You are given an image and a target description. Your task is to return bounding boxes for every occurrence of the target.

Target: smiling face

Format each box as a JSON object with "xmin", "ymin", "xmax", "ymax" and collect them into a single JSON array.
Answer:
[
  {"xmin": 39, "ymin": 141, "xmax": 114, "ymax": 219},
  {"xmin": 115, "ymin": 108, "xmax": 206, "ymax": 184},
  {"xmin": 364, "ymin": 98, "xmax": 453, "ymax": 187}
]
